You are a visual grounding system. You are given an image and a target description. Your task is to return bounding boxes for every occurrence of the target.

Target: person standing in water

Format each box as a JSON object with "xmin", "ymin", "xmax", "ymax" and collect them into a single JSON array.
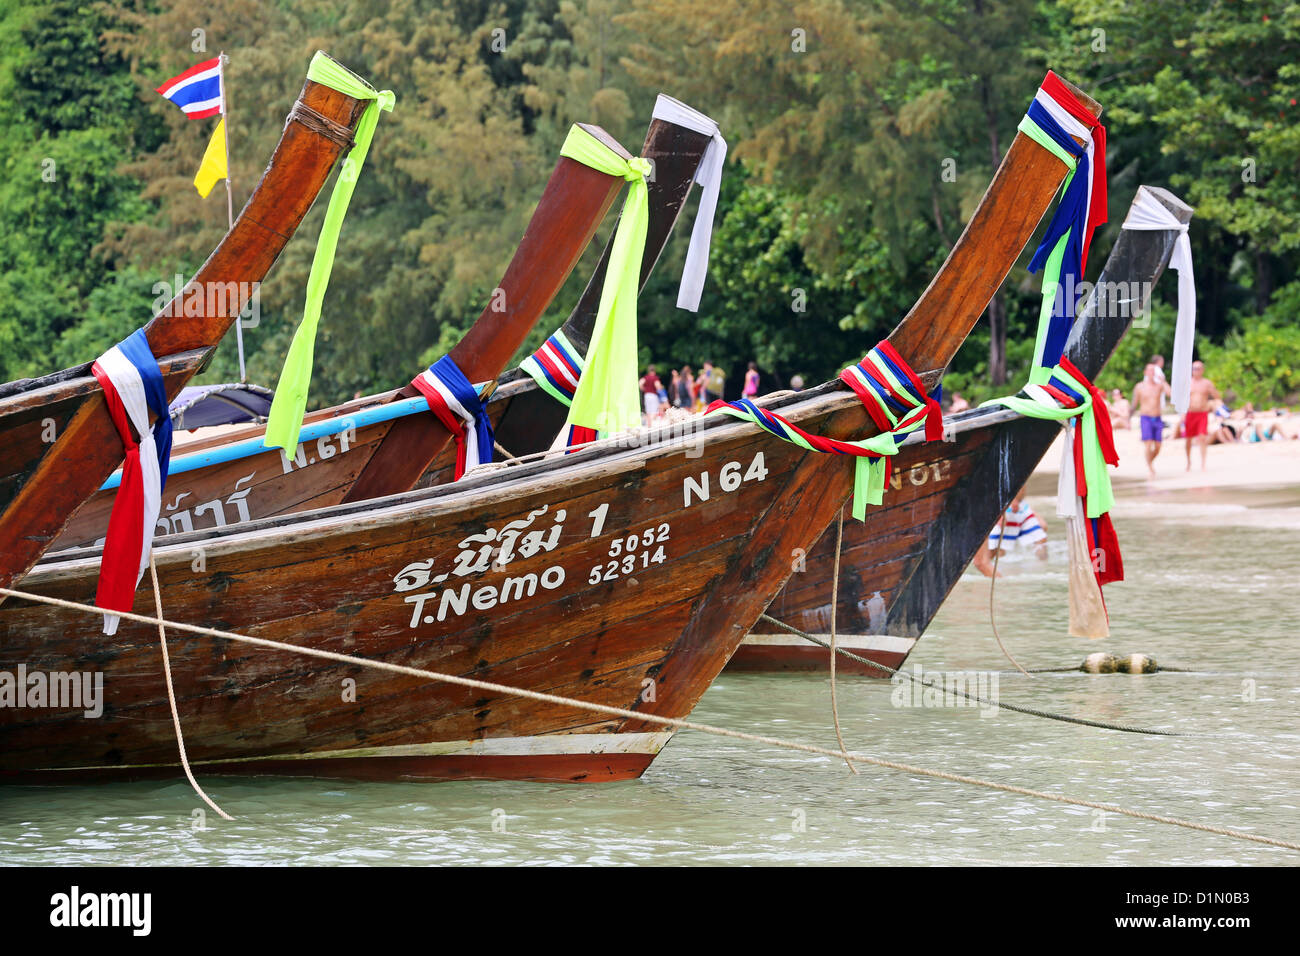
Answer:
[
  {"xmin": 1131, "ymin": 363, "xmax": 1171, "ymax": 478},
  {"xmin": 974, "ymin": 490, "xmax": 1048, "ymax": 577},
  {"xmin": 1183, "ymin": 360, "xmax": 1222, "ymax": 472}
]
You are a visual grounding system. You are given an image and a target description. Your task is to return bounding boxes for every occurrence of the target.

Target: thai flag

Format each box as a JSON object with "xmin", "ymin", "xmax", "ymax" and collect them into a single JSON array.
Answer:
[{"xmin": 156, "ymin": 57, "xmax": 223, "ymax": 119}]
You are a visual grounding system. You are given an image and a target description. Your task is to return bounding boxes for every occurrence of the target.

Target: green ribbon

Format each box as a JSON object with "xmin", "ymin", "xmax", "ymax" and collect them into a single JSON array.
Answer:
[
  {"xmin": 561, "ymin": 125, "xmax": 652, "ymax": 436},
  {"xmin": 982, "ymin": 381, "xmax": 1114, "ymax": 519},
  {"xmin": 265, "ymin": 53, "xmax": 395, "ymax": 452}
]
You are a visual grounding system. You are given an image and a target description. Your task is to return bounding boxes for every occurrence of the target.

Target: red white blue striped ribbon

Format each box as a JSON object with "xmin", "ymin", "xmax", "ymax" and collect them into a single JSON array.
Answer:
[
  {"xmin": 519, "ymin": 331, "xmax": 585, "ymax": 406},
  {"xmin": 708, "ymin": 343, "xmax": 940, "ymax": 518},
  {"xmin": 411, "ymin": 355, "xmax": 493, "ymax": 480},
  {"xmin": 90, "ymin": 329, "xmax": 173, "ymax": 635}
]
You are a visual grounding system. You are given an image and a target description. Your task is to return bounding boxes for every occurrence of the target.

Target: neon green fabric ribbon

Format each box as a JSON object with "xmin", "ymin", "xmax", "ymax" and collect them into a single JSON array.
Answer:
[
  {"xmin": 265, "ymin": 53, "xmax": 394, "ymax": 452},
  {"xmin": 982, "ymin": 379, "xmax": 1114, "ymax": 518},
  {"xmin": 561, "ymin": 125, "xmax": 652, "ymax": 435}
]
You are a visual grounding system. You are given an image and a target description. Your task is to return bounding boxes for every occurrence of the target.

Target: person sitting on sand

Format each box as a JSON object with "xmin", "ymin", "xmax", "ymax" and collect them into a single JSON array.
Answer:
[
  {"xmin": 1108, "ymin": 388, "xmax": 1131, "ymax": 429},
  {"xmin": 1182, "ymin": 360, "xmax": 1221, "ymax": 471},
  {"xmin": 1130, "ymin": 364, "xmax": 1171, "ymax": 478},
  {"xmin": 1241, "ymin": 409, "xmax": 1297, "ymax": 442},
  {"xmin": 973, "ymin": 491, "xmax": 1048, "ymax": 577}
]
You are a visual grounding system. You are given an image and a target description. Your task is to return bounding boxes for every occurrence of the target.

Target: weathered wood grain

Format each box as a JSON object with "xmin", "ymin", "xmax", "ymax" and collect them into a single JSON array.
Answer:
[
  {"xmin": 1, "ymin": 76, "xmax": 1100, "ymax": 783},
  {"xmin": 738, "ymin": 187, "xmax": 1194, "ymax": 675},
  {"xmin": 0, "ymin": 63, "xmax": 373, "ymax": 590}
]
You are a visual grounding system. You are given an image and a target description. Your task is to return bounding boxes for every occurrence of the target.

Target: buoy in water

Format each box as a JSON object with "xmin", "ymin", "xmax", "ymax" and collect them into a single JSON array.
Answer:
[{"xmin": 1081, "ymin": 652, "xmax": 1157, "ymax": 674}]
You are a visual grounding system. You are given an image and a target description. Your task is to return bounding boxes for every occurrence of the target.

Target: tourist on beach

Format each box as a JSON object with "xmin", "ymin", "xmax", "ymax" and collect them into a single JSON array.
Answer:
[
  {"xmin": 949, "ymin": 391, "xmax": 970, "ymax": 413},
  {"xmin": 1182, "ymin": 360, "xmax": 1221, "ymax": 471},
  {"xmin": 1240, "ymin": 408, "xmax": 1296, "ymax": 442},
  {"xmin": 974, "ymin": 491, "xmax": 1048, "ymax": 577},
  {"xmin": 1130, "ymin": 364, "xmax": 1171, "ymax": 478},
  {"xmin": 675, "ymin": 365, "xmax": 696, "ymax": 409},
  {"xmin": 790, "ymin": 374, "xmax": 805, "ymax": 391},
  {"xmin": 640, "ymin": 365, "xmax": 662, "ymax": 422},
  {"xmin": 1108, "ymin": 388, "xmax": 1131, "ymax": 429},
  {"xmin": 743, "ymin": 362, "xmax": 760, "ymax": 398},
  {"xmin": 700, "ymin": 361, "xmax": 725, "ymax": 404}
]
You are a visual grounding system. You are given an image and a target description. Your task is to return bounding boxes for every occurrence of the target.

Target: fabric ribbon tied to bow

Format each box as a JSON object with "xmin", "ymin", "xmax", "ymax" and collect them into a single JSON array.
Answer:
[
  {"xmin": 411, "ymin": 355, "xmax": 493, "ymax": 481},
  {"xmin": 91, "ymin": 328, "xmax": 173, "ymax": 635},
  {"xmin": 1122, "ymin": 186, "xmax": 1197, "ymax": 413}
]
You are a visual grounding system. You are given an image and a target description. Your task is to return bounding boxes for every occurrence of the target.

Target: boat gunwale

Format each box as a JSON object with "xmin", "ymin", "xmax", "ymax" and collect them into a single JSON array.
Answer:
[{"xmin": 29, "ymin": 387, "xmax": 1024, "ymax": 581}]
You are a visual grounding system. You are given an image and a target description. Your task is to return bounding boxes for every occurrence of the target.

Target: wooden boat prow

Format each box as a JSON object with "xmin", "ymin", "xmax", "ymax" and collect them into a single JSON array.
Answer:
[
  {"xmin": 1, "ymin": 75, "xmax": 1108, "ymax": 784},
  {"xmin": 742, "ymin": 185, "xmax": 1193, "ymax": 673},
  {"xmin": 0, "ymin": 55, "xmax": 376, "ymax": 591}
]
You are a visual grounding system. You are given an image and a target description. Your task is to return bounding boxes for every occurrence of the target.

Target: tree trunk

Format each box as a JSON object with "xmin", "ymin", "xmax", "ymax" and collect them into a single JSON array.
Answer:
[
  {"xmin": 1255, "ymin": 249, "xmax": 1274, "ymax": 313},
  {"xmin": 987, "ymin": 290, "xmax": 1007, "ymax": 386}
]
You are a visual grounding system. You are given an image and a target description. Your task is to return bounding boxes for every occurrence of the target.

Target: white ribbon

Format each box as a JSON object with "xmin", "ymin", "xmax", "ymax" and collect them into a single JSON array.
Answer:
[
  {"xmin": 1033, "ymin": 89, "xmax": 1096, "ymax": 250},
  {"xmin": 414, "ymin": 368, "xmax": 486, "ymax": 475},
  {"xmin": 1056, "ymin": 420, "xmax": 1079, "ymax": 519},
  {"xmin": 1122, "ymin": 185, "xmax": 1196, "ymax": 413},
  {"xmin": 94, "ymin": 345, "xmax": 163, "ymax": 636},
  {"xmin": 652, "ymin": 94, "xmax": 727, "ymax": 312}
]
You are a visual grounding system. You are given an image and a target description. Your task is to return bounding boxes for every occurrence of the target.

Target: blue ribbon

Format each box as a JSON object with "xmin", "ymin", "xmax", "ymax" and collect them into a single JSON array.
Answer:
[
  {"xmin": 117, "ymin": 328, "xmax": 172, "ymax": 490},
  {"xmin": 430, "ymin": 355, "xmax": 493, "ymax": 465},
  {"xmin": 1024, "ymin": 100, "xmax": 1091, "ymax": 371}
]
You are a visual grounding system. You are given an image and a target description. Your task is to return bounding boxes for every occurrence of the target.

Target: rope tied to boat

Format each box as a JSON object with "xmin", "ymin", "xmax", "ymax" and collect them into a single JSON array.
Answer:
[
  {"xmin": 148, "ymin": 554, "xmax": 231, "ymax": 821},
  {"xmin": 756, "ymin": 613, "xmax": 1188, "ymax": 738},
  {"xmin": 2, "ymin": 583, "xmax": 1293, "ymax": 851},
  {"xmin": 827, "ymin": 508, "xmax": 856, "ymax": 773}
]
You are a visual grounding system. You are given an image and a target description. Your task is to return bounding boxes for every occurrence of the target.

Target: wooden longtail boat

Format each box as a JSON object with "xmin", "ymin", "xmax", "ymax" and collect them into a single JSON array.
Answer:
[
  {"xmin": 48, "ymin": 106, "xmax": 715, "ymax": 551},
  {"xmin": 0, "ymin": 54, "xmax": 380, "ymax": 590},
  {"xmin": 0, "ymin": 77, "xmax": 1098, "ymax": 783},
  {"xmin": 739, "ymin": 187, "xmax": 1195, "ymax": 673}
]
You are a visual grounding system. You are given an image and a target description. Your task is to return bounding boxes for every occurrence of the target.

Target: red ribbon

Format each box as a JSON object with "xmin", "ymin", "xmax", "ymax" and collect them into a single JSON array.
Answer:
[
  {"xmin": 1042, "ymin": 71, "xmax": 1107, "ymax": 271},
  {"xmin": 411, "ymin": 373, "xmax": 471, "ymax": 479},
  {"xmin": 91, "ymin": 363, "xmax": 146, "ymax": 616}
]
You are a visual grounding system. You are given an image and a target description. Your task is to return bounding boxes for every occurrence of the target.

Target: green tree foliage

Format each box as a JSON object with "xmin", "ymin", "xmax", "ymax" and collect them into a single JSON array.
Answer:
[
  {"xmin": 0, "ymin": 1, "xmax": 1296, "ymax": 413},
  {"xmin": 0, "ymin": 0, "xmax": 160, "ymax": 379}
]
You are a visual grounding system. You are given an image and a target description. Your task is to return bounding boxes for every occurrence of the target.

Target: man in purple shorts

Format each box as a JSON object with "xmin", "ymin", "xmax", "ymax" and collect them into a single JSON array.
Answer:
[{"xmin": 1130, "ymin": 364, "xmax": 1171, "ymax": 478}]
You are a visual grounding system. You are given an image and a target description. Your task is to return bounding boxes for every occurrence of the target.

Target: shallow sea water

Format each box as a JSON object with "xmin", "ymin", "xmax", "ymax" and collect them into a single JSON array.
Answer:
[{"xmin": 2, "ymin": 476, "xmax": 1297, "ymax": 866}]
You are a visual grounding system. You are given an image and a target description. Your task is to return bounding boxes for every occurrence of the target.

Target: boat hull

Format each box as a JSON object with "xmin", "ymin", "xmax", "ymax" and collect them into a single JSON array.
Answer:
[
  {"xmin": 737, "ymin": 186, "xmax": 1196, "ymax": 674},
  {"xmin": 0, "ymin": 397, "xmax": 865, "ymax": 781}
]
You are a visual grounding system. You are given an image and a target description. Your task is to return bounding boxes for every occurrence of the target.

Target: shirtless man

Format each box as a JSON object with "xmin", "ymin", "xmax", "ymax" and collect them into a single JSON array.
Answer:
[
  {"xmin": 1130, "ymin": 364, "xmax": 1171, "ymax": 478},
  {"xmin": 1183, "ymin": 360, "xmax": 1221, "ymax": 471}
]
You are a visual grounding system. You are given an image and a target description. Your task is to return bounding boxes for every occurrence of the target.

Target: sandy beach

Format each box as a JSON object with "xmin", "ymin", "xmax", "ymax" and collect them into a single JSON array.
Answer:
[{"xmin": 1030, "ymin": 415, "xmax": 1300, "ymax": 529}]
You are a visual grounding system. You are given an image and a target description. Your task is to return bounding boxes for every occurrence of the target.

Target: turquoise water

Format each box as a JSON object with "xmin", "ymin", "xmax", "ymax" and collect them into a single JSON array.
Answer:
[{"xmin": 3, "ymin": 477, "xmax": 1297, "ymax": 865}]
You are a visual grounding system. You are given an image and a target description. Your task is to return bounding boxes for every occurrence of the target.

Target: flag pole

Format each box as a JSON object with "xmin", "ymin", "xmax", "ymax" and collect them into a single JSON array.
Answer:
[{"xmin": 219, "ymin": 51, "xmax": 247, "ymax": 383}]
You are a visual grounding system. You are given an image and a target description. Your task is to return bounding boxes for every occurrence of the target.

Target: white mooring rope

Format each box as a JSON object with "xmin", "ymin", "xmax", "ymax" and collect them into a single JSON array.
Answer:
[{"xmin": 0, "ymin": 584, "xmax": 1295, "ymax": 851}]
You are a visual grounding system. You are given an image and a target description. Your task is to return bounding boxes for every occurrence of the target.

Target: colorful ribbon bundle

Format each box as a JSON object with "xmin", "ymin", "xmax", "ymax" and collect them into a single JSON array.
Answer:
[
  {"xmin": 984, "ymin": 357, "xmax": 1122, "ymax": 636},
  {"xmin": 561, "ymin": 126, "xmax": 653, "ymax": 438},
  {"xmin": 1121, "ymin": 186, "xmax": 1197, "ymax": 412},
  {"xmin": 411, "ymin": 356, "xmax": 493, "ymax": 481},
  {"xmin": 90, "ymin": 329, "xmax": 174, "ymax": 635},
  {"xmin": 266, "ymin": 53, "xmax": 395, "ymax": 454},
  {"xmin": 707, "ymin": 343, "xmax": 941, "ymax": 520},
  {"xmin": 1019, "ymin": 73, "xmax": 1108, "ymax": 382},
  {"xmin": 519, "ymin": 331, "xmax": 585, "ymax": 407}
]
